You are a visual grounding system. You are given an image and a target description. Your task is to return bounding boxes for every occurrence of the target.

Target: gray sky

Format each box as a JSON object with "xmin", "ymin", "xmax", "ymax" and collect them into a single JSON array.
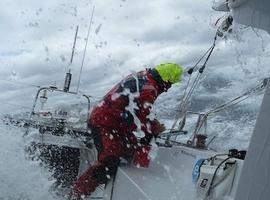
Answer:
[
  {"xmin": 0, "ymin": 0, "xmax": 269, "ymax": 114},
  {"xmin": 1, "ymin": 2, "xmax": 270, "ymax": 198}
]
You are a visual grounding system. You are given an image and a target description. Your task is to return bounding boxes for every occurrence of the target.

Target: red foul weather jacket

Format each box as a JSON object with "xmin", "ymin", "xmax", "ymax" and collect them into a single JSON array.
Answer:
[
  {"xmin": 90, "ymin": 68, "xmax": 171, "ymax": 140},
  {"xmin": 72, "ymin": 69, "xmax": 172, "ymax": 197}
]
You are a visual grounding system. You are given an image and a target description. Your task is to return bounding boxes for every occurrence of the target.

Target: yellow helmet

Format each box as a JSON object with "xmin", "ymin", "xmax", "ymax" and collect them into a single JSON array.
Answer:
[{"xmin": 155, "ymin": 63, "xmax": 183, "ymax": 84}]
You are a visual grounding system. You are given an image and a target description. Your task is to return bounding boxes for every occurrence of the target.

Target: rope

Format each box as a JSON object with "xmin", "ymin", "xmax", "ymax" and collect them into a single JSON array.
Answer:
[{"xmin": 206, "ymin": 157, "xmax": 232, "ymax": 198}]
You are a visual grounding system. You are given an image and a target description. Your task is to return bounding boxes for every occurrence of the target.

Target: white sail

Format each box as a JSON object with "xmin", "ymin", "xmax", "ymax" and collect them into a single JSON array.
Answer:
[
  {"xmin": 235, "ymin": 82, "xmax": 270, "ymax": 200},
  {"xmin": 218, "ymin": 0, "xmax": 270, "ymax": 199},
  {"xmin": 231, "ymin": 0, "xmax": 270, "ymax": 33}
]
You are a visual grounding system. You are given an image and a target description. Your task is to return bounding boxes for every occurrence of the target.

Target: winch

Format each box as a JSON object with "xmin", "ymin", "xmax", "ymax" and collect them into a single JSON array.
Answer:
[{"xmin": 193, "ymin": 149, "xmax": 246, "ymax": 199}]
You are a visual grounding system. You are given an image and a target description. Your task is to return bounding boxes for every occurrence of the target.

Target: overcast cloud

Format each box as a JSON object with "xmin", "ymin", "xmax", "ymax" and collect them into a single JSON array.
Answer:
[{"xmin": 0, "ymin": 0, "xmax": 269, "ymax": 114}]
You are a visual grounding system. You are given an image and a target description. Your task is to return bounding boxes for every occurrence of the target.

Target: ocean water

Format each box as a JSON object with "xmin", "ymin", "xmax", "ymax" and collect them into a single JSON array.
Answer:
[{"xmin": 0, "ymin": 0, "xmax": 270, "ymax": 199}]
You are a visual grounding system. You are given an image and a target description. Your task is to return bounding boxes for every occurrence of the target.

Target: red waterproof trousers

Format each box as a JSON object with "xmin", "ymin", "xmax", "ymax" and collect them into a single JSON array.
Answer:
[{"xmin": 72, "ymin": 126, "xmax": 150, "ymax": 197}]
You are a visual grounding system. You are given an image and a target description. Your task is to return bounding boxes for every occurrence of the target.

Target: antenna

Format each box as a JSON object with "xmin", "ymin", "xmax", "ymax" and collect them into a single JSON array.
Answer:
[
  {"xmin": 76, "ymin": 5, "xmax": 95, "ymax": 94},
  {"xmin": 70, "ymin": 25, "xmax": 79, "ymax": 65},
  {"xmin": 63, "ymin": 69, "xmax": 72, "ymax": 92},
  {"xmin": 63, "ymin": 25, "xmax": 79, "ymax": 92}
]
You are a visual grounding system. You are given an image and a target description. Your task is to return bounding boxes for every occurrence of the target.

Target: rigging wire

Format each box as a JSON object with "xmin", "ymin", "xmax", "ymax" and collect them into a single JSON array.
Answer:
[
  {"xmin": 76, "ymin": 5, "xmax": 95, "ymax": 94},
  {"xmin": 169, "ymin": 32, "xmax": 218, "ymax": 133},
  {"xmin": 182, "ymin": 33, "xmax": 218, "ymax": 107},
  {"xmin": 177, "ymin": 44, "xmax": 216, "ymax": 115},
  {"xmin": 182, "ymin": 33, "xmax": 217, "ymax": 109}
]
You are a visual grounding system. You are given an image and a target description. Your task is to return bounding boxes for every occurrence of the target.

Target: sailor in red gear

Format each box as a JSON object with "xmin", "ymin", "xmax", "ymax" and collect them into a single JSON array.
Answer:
[{"xmin": 72, "ymin": 63, "xmax": 183, "ymax": 198}]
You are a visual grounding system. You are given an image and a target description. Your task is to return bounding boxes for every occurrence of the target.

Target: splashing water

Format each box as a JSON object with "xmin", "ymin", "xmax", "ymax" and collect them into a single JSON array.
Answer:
[{"xmin": 0, "ymin": 122, "xmax": 56, "ymax": 200}]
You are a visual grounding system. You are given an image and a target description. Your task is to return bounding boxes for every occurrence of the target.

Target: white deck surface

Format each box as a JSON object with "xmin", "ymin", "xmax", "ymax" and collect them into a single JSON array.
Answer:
[{"xmin": 104, "ymin": 145, "xmax": 213, "ymax": 200}]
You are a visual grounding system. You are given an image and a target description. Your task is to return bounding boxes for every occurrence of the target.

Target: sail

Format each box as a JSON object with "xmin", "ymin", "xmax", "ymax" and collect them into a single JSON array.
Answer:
[
  {"xmin": 224, "ymin": 1, "xmax": 270, "ymax": 199},
  {"xmin": 235, "ymin": 81, "xmax": 270, "ymax": 200},
  {"xmin": 231, "ymin": 0, "xmax": 270, "ymax": 33},
  {"xmin": 211, "ymin": 1, "xmax": 270, "ymax": 199}
]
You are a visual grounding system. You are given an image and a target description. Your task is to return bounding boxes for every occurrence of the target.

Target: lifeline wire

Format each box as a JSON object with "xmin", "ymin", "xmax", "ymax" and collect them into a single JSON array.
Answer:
[
  {"xmin": 188, "ymin": 78, "xmax": 268, "ymax": 141},
  {"xmin": 207, "ymin": 78, "xmax": 267, "ymax": 115}
]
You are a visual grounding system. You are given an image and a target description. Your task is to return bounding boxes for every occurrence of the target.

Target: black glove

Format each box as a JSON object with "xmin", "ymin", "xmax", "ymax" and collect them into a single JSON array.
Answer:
[{"xmin": 140, "ymin": 134, "xmax": 153, "ymax": 145}]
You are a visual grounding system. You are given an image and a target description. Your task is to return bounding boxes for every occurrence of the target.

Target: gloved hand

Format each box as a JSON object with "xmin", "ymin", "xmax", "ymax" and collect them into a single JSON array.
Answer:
[
  {"xmin": 152, "ymin": 119, "xmax": 166, "ymax": 135},
  {"xmin": 140, "ymin": 120, "xmax": 165, "ymax": 145},
  {"xmin": 132, "ymin": 145, "xmax": 151, "ymax": 168}
]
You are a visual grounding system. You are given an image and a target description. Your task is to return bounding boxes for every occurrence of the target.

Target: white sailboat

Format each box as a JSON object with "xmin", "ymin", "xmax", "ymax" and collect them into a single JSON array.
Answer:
[
  {"xmin": 92, "ymin": 0, "xmax": 270, "ymax": 199},
  {"xmin": 23, "ymin": 1, "xmax": 270, "ymax": 199}
]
